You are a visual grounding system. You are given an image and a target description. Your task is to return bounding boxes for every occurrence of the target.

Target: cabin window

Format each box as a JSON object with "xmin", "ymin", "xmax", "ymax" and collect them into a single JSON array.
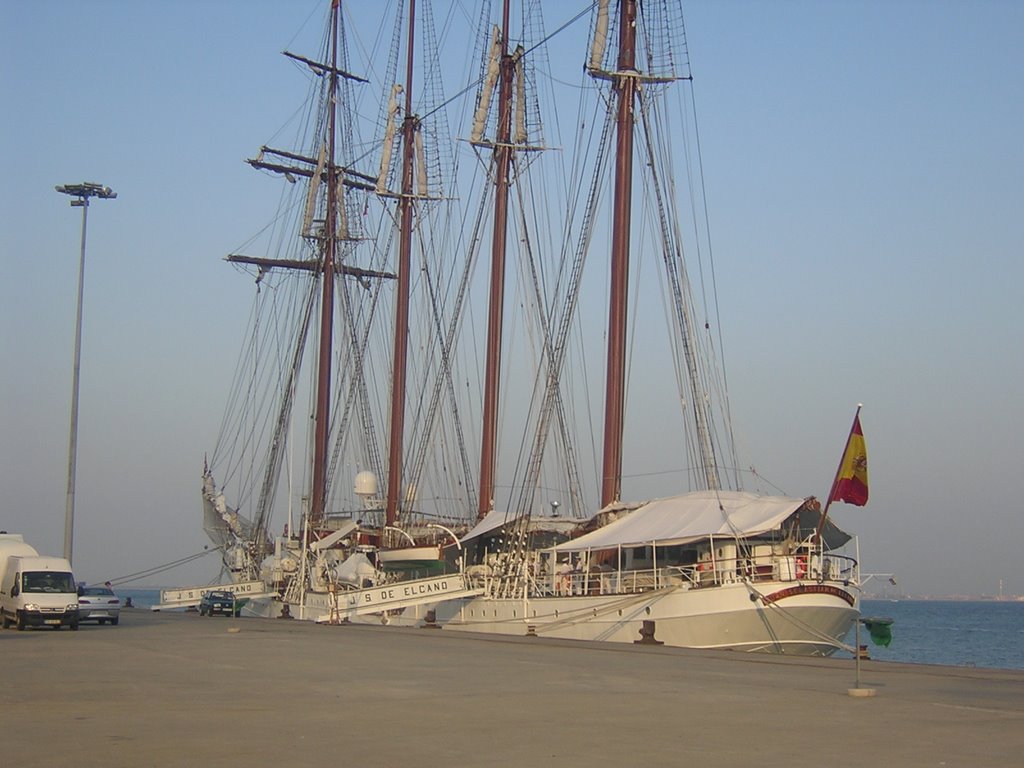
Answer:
[{"xmin": 664, "ymin": 545, "xmax": 683, "ymax": 560}]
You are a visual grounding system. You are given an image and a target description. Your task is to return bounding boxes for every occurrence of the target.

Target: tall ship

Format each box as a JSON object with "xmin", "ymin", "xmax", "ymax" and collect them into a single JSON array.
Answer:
[
  {"xmin": 432, "ymin": 0, "xmax": 863, "ymax": 654},
  {"xmin": 199, "ymin": 0, "xmax": 864, "ymax": 654},
  {"xmin": 200, "ymin": 0, "xmax": 484, "ymax": 622}
]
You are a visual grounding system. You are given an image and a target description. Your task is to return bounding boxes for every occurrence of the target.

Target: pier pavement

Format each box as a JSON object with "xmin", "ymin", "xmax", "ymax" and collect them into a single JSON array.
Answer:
[{"xmin": 2, "ymin": 608, "xmax": 1021, "ymax": 767}]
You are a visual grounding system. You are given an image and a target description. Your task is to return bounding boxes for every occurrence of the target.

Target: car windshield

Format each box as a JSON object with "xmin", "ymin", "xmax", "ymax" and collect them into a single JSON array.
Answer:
[
  {"xmin": 23, "ymin": 571, "xmax": 76, "ymax": 593},
  {"xmin": 82, "ymin": 587, "xmax": 115, "ymax": 597},
  {"xmin": 207, "ymin": 592, "xmax": 233, "ymax": 599}
]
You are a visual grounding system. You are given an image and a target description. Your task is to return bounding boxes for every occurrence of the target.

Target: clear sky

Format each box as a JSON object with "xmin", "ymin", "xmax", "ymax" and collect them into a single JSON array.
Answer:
[{"xmin": 2, "ymin": 1, "xmax": 1021, "ymax": 598}]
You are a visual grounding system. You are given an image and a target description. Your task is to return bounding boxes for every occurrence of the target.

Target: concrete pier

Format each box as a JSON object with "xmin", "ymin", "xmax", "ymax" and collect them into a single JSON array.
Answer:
[{"xmin": 2, "ymin": 608, "xmax": 1021, "ymax": 767}]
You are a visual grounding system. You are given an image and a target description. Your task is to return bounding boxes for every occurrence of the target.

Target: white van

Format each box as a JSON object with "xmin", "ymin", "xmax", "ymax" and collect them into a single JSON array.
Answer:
[{"xmin": 0, "ymin": 534, "xmax": 79, "ymax": 631}]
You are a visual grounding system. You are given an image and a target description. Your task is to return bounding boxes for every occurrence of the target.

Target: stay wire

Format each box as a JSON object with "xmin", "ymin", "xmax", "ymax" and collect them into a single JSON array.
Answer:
[{"xmin": 94, "ymin": 548, "xmax": 221, "ymax": 589}]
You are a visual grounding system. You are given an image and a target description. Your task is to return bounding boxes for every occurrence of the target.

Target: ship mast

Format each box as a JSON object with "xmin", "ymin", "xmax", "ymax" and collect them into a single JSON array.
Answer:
[
  {"xmin": 309, "ymin": 0, "xmax": 343, "ymax": 527},
  {"xmin": 476, "ymin": 0, "xmax": 516, "ymax": 520},
  {"xmin": 600, "ymin": 0, "xmax": 638, "ymax": 508},
  {"xmin": 384, "ymin": 0, "xmax": 418, "ymax": 528}
]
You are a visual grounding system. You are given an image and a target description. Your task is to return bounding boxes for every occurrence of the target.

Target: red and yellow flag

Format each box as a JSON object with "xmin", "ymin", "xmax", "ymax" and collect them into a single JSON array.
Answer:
[{"xmin": 828, "ymin": 413, "xmax": 868, "ymax": 506}]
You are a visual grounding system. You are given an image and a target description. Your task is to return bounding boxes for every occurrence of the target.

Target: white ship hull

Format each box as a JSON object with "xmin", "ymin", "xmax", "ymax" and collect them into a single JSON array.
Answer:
[{"xmin": 434, "ymin": 580, "xmax": 858, "ymax": 656}]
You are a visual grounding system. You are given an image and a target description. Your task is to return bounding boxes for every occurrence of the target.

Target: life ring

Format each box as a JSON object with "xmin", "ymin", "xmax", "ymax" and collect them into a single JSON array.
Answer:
[{"xmin": 795, "ymin": 555, "xmax": 807, "ymax": 579}]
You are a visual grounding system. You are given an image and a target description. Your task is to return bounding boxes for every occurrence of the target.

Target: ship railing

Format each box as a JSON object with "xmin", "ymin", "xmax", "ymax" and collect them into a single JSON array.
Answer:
[
  {"xmin": 476, "ymin": 552, "xmax": 860, "ymax": 598},
  {"xmin": 522, "ymin": 566, "xmax": 697, "ymax": 597},
  {"xmin": 691, "ymin": 552, "xmax": 860, "ymax": 588},
  {"xmin": 538, "ymin": 553, "xmax": 860, "ymax": 595}
]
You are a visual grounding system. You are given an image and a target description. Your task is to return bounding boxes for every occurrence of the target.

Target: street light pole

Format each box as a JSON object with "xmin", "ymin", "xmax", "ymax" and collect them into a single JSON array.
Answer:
[{"xmin": 55, "ymin": 182, "xmax": 116, "ymax": 565}]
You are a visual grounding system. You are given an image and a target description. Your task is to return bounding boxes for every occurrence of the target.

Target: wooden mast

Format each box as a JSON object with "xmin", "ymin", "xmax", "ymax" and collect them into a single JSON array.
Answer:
[
  {"xmin": 600, "ymin": 0, "xmax": 638, "ymax": 508},
  {"xmin": 384, "ymin": 0, "xmax": 418, "ymax": 528},
  {"xmin": 309, "ymin": 0, "xmax": 342, "ymax": 527},
  {"xmin": 476, "ymin": 0, "xmax": 515, "ymax": 520}
]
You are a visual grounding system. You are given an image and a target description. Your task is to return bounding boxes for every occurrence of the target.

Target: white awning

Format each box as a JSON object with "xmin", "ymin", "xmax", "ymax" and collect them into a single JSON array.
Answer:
[
  {"xmin": 460, "ymin": 509, "xmax": 522, "ymax": 543},
  {"xmin": 552, "ymin": 490, "xmax": 808, "ymax": 552},
  {"xmin": 460, "ymin": 509, "xmax": 581, "ymax": 543}
]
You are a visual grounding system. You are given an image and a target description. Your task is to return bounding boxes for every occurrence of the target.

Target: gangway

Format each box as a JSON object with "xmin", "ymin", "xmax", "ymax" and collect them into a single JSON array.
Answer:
[
  {"xmin": 317, "ymin": 573, "xmax": 482, "ymax": 624},
  {"xmin": 154, "ymin": 580, "xmax": 276, "ymax": 610}
]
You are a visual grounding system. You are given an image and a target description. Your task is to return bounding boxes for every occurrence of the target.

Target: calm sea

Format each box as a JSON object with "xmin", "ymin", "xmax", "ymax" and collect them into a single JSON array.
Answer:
[
  {"xmin": 118, "ymin": 588, "xmax": 163, "ymax": 610},
  {"xmin": 116, "ymin": 590, "xmax": 1023, "ymax": 670},
  {"xmin": 858, "ymin": 599, "xmax": 1024, "ymax": 670}
]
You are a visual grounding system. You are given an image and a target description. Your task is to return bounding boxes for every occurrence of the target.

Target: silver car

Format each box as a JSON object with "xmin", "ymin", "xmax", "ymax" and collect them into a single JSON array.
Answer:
[{"xmin": 78, "ymin": 586, "xmax": 121, "ymax": 625}]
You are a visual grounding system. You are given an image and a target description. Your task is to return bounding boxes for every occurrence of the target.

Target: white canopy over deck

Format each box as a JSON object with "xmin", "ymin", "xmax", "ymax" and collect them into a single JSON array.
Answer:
[
  {"xmin": 460, "ymin": 509, "xmax": 578, "ymax": 544},
  {"xmin": 460, "ymin": 510, "xmax": 520, "ymax": 543},
  {"xmin": 552, "ymin": 490, "xmax": 846, "ymax": 552}
]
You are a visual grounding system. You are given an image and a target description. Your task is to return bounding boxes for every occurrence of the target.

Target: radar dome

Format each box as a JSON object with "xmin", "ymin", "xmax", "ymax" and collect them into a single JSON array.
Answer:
[{"xmin": 354, "ymin": 471, "xmax": 378, "ymax": 497}]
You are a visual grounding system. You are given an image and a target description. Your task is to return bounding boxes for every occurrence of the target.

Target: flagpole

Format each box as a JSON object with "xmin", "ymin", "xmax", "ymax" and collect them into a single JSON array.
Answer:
[{"xmin": 815, "ymin": 404, "xmax": 863, "ymax": 543}]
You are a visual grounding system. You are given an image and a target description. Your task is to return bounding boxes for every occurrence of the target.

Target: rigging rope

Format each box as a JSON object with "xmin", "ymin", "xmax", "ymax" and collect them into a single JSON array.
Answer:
[{"xmin": 94, "ymin": 548, "xmax": 222, "ymax": 589}]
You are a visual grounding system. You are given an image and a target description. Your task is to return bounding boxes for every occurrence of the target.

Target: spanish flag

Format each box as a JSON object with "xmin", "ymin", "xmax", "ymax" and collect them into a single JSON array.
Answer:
[{"xmin": 828, "ymin": 411, "xmax": 869, "ymax": 506}]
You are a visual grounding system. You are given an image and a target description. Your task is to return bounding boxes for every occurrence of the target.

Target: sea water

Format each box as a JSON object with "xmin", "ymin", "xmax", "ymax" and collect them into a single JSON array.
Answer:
[
  {"xmin": 858, "ymin": 599, "xmax": 1024, "ymax": 670},
  {"xmin": 118, "ymin": 588, "xmax": 163, "ymax": 610},
  {"xmin": 116, "ymin": 590, "xmax": 1023, "ymax": 670}
]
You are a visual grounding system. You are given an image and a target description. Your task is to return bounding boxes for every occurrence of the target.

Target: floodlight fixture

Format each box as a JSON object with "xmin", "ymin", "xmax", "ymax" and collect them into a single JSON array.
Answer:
[{"xmin": 55, "ymin": 182, "xmax": 117, "ymax": 201}]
